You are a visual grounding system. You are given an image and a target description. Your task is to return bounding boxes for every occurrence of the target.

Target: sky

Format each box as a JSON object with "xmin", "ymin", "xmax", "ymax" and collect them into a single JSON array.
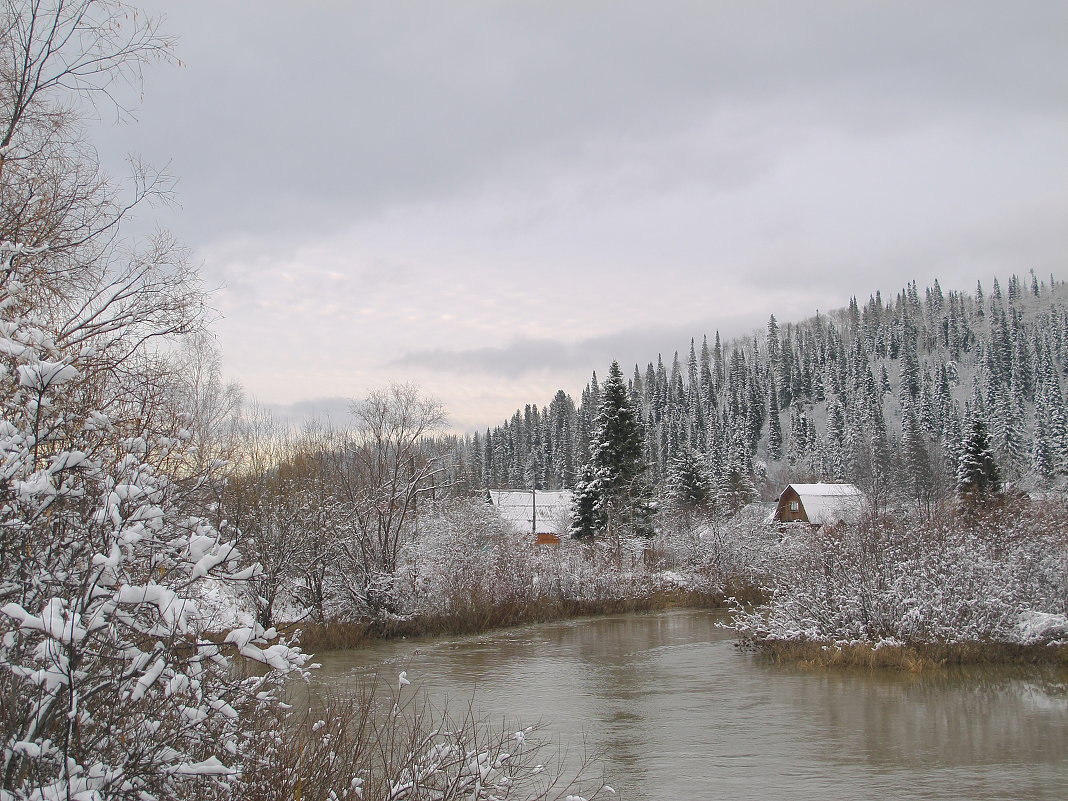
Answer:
[{"xmin": 93, "ymin": 1, "xmax": 1068, "ymax": 432}]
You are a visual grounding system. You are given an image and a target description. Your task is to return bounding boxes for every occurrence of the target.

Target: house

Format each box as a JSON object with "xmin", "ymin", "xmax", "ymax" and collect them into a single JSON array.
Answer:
[
  {"xmin": 770, "ymin": 483, "xmax": 866, "ymax": 529},
  {"xmin": 488, "ymin": 489, "xmax": 573, "ymax": 545}
]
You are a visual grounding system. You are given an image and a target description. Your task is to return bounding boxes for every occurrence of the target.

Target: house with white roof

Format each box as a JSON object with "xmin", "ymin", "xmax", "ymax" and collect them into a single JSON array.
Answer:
[
  {"xmin": 488, "ymin": 489, "xmax": 573, "ymax": 545},
  {"xmin": 769, "ymin": 482, "xmax": 866, "ymax": 529}
]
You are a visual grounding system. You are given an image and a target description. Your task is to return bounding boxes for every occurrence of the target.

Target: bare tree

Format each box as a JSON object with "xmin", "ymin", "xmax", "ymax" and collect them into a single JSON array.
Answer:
[
  {"xmin": 332, "ymin": 384, "xmax": 448, "ymax": 617},
  {"xmin": 221, "ymin": 409, "xmax": 343, "ymax": 629}
]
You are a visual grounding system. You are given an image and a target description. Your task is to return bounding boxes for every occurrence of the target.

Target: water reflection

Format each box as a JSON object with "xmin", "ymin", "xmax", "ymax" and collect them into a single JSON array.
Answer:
[{"xmin": 310, "ymin": 610, "xmax": 1068, "ymax": 801}]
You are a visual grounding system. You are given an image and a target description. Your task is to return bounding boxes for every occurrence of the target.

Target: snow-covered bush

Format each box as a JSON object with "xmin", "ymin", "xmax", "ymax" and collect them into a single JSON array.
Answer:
[
  {"xmin": 396, "ymin": 498, "xmax": 541, "ymax": 617},
  {"xmin": 0, "ymin": 297, "xmax": 307, "ymax": 796},
  {"xmin": 395, "ymin": 499, "xmax": 649, "ymax": 621},
  {"xmin": 0, "ymin": 4, "xmax": 306, "ymax": 797},
  {"xmin": 733, "ymin": 503, "xmax": 1068, "ymax": 646}
]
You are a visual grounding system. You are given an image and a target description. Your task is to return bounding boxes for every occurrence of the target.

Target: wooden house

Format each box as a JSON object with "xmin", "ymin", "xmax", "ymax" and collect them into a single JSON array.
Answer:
[
  {"xmin": 488, "ymin": 490, "xmax": 572, "ymax": 545},
  {"xmin": 771, "ymin": 483, "xmax": 866, "ymax": 528}
]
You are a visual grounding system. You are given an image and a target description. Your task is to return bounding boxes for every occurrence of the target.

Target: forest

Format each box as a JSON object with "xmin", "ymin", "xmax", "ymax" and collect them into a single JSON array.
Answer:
[{"xmin": 462, "ymin": 272, "xmax": 1068, "ymax": 513}]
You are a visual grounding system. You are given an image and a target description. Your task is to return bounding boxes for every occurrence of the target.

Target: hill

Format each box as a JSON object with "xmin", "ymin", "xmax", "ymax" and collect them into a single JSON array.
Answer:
[{"xmin": 454, "ymin": 271, "xmax": 1067, "ymax": 511}]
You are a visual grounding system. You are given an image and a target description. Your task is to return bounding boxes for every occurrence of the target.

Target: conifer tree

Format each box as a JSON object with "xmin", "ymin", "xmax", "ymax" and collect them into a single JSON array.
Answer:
[
  {"xmin": 717, "ymin": 429, "xmax": 758, "ymax": 515},
  {"xmin": 569, "ymin": 463, "xmax": 602, "ymax": 540},
  {"xmin": 767, "ymin": 375, "xmax": 783, "ymax": 460},
  {"xmin": 666, "ymin": 446, "xmax": 713, "ymax": 510},
  {"xmin": 570, "ymin": 361, "xmax": 656, "ymax": 542},
  {"xmin": 957, "ymin": 416, "xmax": 1001, "ymax": 501},
  {"xmin": 899, "ymin": 397, "xmax": 934, "ymax": 513}
]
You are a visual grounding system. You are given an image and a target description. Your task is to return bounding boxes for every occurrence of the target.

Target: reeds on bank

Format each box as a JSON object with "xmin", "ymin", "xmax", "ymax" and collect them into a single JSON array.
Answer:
[
  {"xmin": 190, "ymin": 680, "xmax": 613, "ymax": 801},
  {"xmin": 281, "ymin": 583, "xmax": 748, "ymax": 653},
  {"xmin": 752, "ymin": 638, "xmax": 1068, "ymax": 671}
]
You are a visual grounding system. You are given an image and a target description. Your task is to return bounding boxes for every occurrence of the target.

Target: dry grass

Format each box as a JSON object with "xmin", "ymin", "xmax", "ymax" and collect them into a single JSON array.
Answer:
[
  {"xmin": 189, "ymin": 681, "xmax": 613, "ymax": 801},
  {"xmin": 755, "ymin": 639, "xmax": 1068, "ymax": 672},
  {"xmin": 276, "ymin": 620, "xmax": 375, "ymax": 652},
  {"xmin": 277, "ymin": 586, "xmax": 735, "ymax": 653}
]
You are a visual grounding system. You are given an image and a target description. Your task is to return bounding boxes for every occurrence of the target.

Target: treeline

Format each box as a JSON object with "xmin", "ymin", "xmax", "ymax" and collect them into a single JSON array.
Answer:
[{"xmin": 460, "ymin": 272, "xmax": 1068, "ymax": 511}]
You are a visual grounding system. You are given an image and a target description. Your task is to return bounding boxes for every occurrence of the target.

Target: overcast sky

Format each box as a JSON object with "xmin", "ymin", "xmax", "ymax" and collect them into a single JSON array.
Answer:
[{"xmin": 94, "ymin": 1, "xmax": 1068, "ymax": 431}]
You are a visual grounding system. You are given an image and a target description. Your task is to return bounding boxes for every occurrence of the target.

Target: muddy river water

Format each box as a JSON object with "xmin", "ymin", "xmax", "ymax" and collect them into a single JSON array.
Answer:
[{"xmin": 310, "ymin": 609, "xmax": 1067, "ymax": 800}]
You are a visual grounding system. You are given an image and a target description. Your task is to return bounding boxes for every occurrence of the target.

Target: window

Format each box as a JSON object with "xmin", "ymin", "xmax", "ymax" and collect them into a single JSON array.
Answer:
[{"xmin": 789, "ymin": 501, "xmax": 799, "ymax": 512}]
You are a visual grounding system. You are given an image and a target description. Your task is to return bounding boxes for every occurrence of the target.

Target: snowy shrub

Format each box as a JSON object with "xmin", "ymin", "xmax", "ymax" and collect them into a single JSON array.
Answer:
[
  {"xmin": 733, "ymin": 503, "xmax": 1068, "ymax": 645},
  {"xmin": 0, "ymin": 5, "xmax": 308, "ymax": 796},
  {"xmin": 396, "ymin": 498, "xmax": 541, "ymax": 617},
  {"xmin": 0, "ymin": 258, "xmax": 309, "ymax": 799}
]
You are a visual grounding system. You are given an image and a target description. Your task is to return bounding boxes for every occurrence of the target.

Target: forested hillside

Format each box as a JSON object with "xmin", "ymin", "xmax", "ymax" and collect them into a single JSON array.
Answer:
[{"xmin": 456, "ymin": 272, "xmax": 1067, "ymax": 511}]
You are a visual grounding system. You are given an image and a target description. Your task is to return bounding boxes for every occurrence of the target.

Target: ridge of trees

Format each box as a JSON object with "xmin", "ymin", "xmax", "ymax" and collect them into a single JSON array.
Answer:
[{"xmin": 459, "ymin": 273, "xmax": 1067, "ymax": 514}]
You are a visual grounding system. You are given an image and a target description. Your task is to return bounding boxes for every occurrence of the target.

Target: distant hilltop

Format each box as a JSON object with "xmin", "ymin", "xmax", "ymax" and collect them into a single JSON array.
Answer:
[{"xmin": 453, "ymin": 273, "xmax": 1067, "ymax": 510}]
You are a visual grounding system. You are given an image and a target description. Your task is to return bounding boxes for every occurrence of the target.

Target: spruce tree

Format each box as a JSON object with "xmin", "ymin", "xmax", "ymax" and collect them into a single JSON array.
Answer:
[
  {"xmin": 957, "ymin": 416, "xmax": 1001, "ymax": 501},
  {"xmin": 718, "ymin": 429, "xmax": 758, "ymax": 515},
  {"xmin": 570, "ymin": 361, "xmax": 656, "ymax": 541},
  {"xmin": 767, "ymin": 375, "xmax": 783, "ymax": 460},
  {"xmin": 666, "ymin": 446, "xmax": 713, "ymax": 510},
  {"xmin": 899, "ymin": 397, "xmax": 934, "ymax": 512},
  {"xmin": 569, "ymin": 464, "xmax": 602, "ymax": 540}
]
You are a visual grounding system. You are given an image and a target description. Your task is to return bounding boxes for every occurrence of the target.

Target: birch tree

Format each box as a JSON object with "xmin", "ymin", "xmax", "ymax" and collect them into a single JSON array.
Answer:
[{"xmin": 332, "ymin": 384, "xmax": 447, "ymax": 617}]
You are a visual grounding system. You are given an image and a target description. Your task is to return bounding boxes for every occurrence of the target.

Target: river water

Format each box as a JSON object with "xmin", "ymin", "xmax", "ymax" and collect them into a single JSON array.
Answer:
[{"xmin": 310, "ymin": 609, "xmax": 1068, "ymax": 800}]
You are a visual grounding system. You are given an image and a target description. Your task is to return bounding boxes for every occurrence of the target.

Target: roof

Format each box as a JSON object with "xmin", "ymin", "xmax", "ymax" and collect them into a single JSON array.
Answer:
[
  {"xmin": 778, "ymin": 483, "xmax": 866, "ymax": 526},
  {"xmin": 488, "ymin": 490, "xmax": 572, "ymax": 534},
  {"xmin": 780, "ymin": 483, "xmax": 865, "ymax": 498}
]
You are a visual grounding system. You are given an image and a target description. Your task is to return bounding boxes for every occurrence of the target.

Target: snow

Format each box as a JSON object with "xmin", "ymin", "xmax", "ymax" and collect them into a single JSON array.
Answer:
[
  {"xmin": 732, "ymin": 510, "xmax": 1068, "ymax": 647},
  {"xmin": 1014, "ymin": 611, "xmax": 1068, "ymax": 645},
  {"xmin": 489, "ymin": 489, "xmax": 572, "ymax": 534},
  {"xmin": 16, "ymin": 360, "xmax": 79, "ymax": 390},
  {"xmin": 168, "ymin": 756, "xmax": 236, "ymax": 776},
  {"xmin": 784, "ymin": 482, "xmax": 865, "ymax": 498}
]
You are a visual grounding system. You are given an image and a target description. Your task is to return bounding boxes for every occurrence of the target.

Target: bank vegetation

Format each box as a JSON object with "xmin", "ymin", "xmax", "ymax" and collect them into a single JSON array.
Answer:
[{"xmin": 731, "ymin": 501, "xmax": 1068, "ymax": 669}]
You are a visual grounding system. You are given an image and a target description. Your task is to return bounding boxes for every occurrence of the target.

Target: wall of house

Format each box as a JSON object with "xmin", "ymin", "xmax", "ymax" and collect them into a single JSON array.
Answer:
[{"xmin": 775, "ymin": 487, "xmax": 809, "ymax": 523}]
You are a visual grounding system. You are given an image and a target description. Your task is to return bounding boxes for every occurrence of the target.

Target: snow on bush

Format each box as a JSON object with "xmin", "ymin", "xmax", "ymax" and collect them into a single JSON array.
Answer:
[
  {"xmin": 732, "ymin": 504, "xmax": 1068, "ymax": 646},
  {"xmin": 0, "ymin": 272, "xmax": 307, "ymax": 799},
  {"xmin": 212, "ymin": 676, "xmax": 615, "ymax": 801},
  {"xmin": 393, "ymin": 499, "xmax": 665, "ymax": 620},
  {"xmin": 0, "ymin": 2, "xmax": 308, "ymax": 789}
]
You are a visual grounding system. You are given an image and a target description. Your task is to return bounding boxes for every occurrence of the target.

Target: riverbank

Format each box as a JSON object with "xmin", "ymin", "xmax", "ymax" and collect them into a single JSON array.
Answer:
[
  {"xmin": 281, "ymin": 582, "xmax": 764, "ymax": 652},
  {"xmin": 749, "ymin": 638, "xmax": 1068, "ymax": 671}
]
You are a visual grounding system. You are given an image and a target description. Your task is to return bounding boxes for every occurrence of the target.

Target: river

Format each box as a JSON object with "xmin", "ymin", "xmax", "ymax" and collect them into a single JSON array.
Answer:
[{"xmin": 309, "ymin": 609, "xmax": 1068, "ymax": 800}]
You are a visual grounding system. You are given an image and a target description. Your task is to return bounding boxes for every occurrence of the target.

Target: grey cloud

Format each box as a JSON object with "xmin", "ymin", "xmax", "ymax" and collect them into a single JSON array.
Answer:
[
  {"xmin": 95, "ymin": 1, "xmax": 1068, "ymax": 246},
  {"xmin": 391, "ymin": 311, "xmax": 775, "ymax": 380},
  {"xmin": 78, "ymin": 0, "xmax": 1067, "ymax": 431},
  {"xmin": 390, "ymin": 338, "xmax": 575, "ymax": 377},
  {"xmin": 259, "ymin": 397, "xmax": 354, "ymax": 427}
]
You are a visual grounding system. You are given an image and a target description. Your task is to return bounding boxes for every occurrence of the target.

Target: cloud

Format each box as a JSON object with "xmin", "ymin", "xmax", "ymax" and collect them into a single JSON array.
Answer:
[
  {"xmin": 81, "ymin": 0, "xmax": 1068, "ymax": 432},
  {"xmin": 99, "ymin": 1, "xmax": 1068, "ymax": 246},
  {"xmin": 258, "ymin": 397, "xmax": 355, "ymax": 428},
  {"xmin": 391, "ymin": 338, "xmax": 577, "ymax": 377},
  {"xmin": 390, "ymin": 311, "xmax": 780, "ymax": 380}
]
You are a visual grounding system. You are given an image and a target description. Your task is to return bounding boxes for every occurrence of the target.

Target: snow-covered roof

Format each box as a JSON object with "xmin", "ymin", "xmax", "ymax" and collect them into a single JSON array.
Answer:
[
  {"xmin": 779, "ymin": 483, "xmax": 866, "ymax": 526},
  {"xmin": 781, "ymin": 483, "xmax": 865, "ymax": 498},
  {"xmin": 488, "ymin": 490, "xmax": 572, "ymax": 534}
]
